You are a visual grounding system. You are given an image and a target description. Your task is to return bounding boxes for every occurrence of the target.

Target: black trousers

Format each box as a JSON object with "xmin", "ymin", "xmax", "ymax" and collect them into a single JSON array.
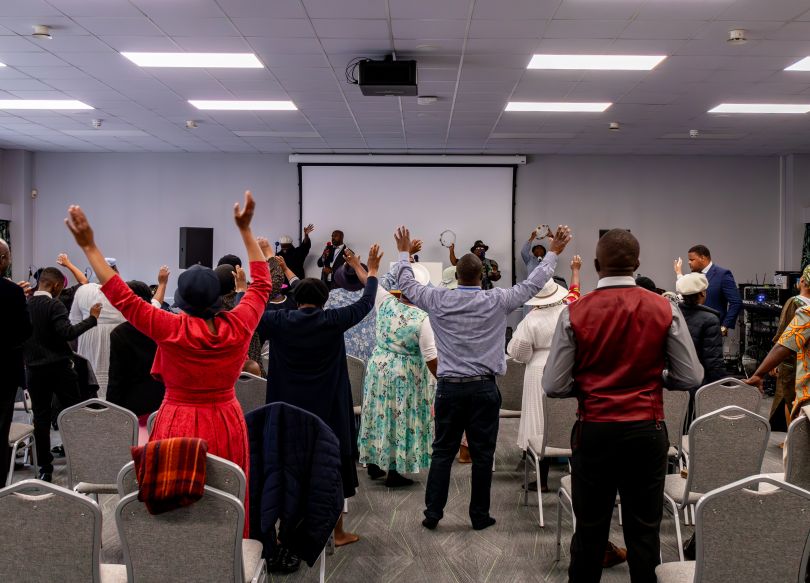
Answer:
[
  {"xmin": 569, "ymin": 420, "xmax": 668, "ymax": 583},
  {"xmin": 424, "ymin": 378, "xmax": 500, "ymax": 526},
  {"xmin": 27, "ymin": 362, "xmax": 80, "ymax": 474},
  {"xmin": 0, "ymin": 383, "xmax": 16, "ymax": 486}
]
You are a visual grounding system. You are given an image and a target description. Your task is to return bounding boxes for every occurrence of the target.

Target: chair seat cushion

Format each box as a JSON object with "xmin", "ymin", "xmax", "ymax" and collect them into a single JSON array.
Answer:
[
  {"xmin": 75, "ymin": 482, "xmax": 119, "ymax": 495},
  {"xmin": 499, "ymin": 409, "xmax": 521, "ymax": 418},
  {"xmin": 242, "ymin": 539, "xmax": 264, "ymax": 583},
  {"xmin": 655, "ymin": 560, "xmax": 695, "ymax": 583},
  {"xmin": 8, "ymin": 423, "xmax": 33, "ymax": 443},
  {"xmin": 663, "ymin": 474, "xmax": 701, "ymax": 505},
  {"xmin": 527, "ymin": 435, "xmax": 572, "ymax": 459},
  {"xmin": 99, "ymin": 563, "xmax": 128, "ymax": 583}
]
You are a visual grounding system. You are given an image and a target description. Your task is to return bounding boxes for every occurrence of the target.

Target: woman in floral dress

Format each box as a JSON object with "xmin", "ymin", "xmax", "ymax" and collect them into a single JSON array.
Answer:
[{"xmin": 349, "ymin": 251, "xmax": 437, "ymax": 488}]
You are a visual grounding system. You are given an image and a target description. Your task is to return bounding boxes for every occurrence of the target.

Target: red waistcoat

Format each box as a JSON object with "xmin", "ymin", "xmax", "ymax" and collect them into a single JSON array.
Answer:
[{"xmin": 568, "ymin": 286, "xmax": 673, "ymax": 422}]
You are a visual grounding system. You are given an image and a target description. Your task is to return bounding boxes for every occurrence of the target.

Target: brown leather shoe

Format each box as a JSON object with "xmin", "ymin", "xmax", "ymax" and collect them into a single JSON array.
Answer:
[
  {"xmin": 602, "ymin": 541, "xmax": 627, "ymax": 568},
  {"xmin": 458, "ymin": 444, "xmax": 472, "ymax": 464}
]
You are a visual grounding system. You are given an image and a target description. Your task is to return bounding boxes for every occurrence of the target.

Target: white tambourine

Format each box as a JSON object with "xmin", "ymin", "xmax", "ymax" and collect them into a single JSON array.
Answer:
[
  {"xmin": 536, "ymin": 224, "xmax": 554, "ymax": 239},
  {"xmin": 439, "ymin": 229, "xmax": 456, "ymax": 248}
]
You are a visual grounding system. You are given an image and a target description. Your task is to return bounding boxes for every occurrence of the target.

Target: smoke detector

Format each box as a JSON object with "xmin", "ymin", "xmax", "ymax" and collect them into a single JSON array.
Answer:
[
  {"xmin": 32, "ymin": 25, "xmax": 52, "ymax": 39},
  {"xmin": 417, "ymin": 95, "xmax": 438, "ymax": 106},
  {"xmin": 185, "ymin": 120, "xmax": 198, "ymax": 129},
  {"xmin": 609, "ymin": 121, "xmax": 621, "ymax": 131},
  {"xmin": 91, "ymin": 119, "xmax": 102, "ymax": 129},
  {"xmin": 727, "ymin": 29, "xmax": 747, "ymax": 44},
  {"xmin": 689, "ymin": 129, "xmax": 700, "ymax": 138}
]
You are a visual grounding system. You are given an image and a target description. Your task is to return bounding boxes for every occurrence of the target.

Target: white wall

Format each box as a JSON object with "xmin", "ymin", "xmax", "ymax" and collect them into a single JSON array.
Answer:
[
  {"xmin": 33, "ymin": 153, "xmax": 298, "ymax": 294},
  {"xmin": 515, "ymin": 155, "xmax": 780, "ymax": 292},
  {"xmin": 31, "ymin": 152, "xmax": 781, "ymax": 296}
]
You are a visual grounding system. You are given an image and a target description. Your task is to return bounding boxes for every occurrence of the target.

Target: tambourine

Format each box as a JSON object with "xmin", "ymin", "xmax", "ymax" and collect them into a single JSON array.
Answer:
[
  {"xmin": 439, "ymin": 230, "xmax": 456, "ymax": 248},
  {"xmin": 536, "ymin": 224, "xmax": 554, "ymax": 239}
]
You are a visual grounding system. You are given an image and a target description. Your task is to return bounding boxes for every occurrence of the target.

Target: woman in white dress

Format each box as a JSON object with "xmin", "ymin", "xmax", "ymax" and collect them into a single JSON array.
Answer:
[{"xmin": 507, "ymin": 256, "xmax": 581, "ymax": 491}]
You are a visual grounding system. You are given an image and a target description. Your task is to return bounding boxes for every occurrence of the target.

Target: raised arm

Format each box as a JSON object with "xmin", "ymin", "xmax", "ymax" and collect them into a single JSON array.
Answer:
[
  {"xmin": 230, "ymin": 194, "xmax": 271, "ymax": 330},
  {"xmin": 57, "ymin": 253, "xmax": 88, "ymax": 285},
  {"xmin": 501, "ymin": 225, "xmax": 572, "ymax": 313},
  {"xmin": 520, "ymin": 238, "xmax": 533, "ymax": 265},
  {"xmin": 448, "ymin": 242, "xmax": 458, "ymax": 267},
  {"xmin": 257, "ymin": 236, "xmax": 275, "ymax": 260},
  {"xmin": 343, "ymin": 248, "xmax": 369, "ymax": 286},
  {"xmin": 330, "ymin": 244, "xmax": 381, "ymax": 331},
  {"xmin": 394, "ymin": 226, "xmax": 442, "ymax": 311},
  {"xmin": 152, "ymin": 265, "xmax": 169, "ymax": 305},
  {"xmin": 65, "ymin": 206, "xmax": 116, "ymax": 285}
]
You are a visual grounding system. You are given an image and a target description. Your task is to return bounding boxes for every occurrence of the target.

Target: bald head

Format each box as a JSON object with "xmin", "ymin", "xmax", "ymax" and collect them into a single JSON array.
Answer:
[
  {"xmin": 595, "ymin": 229, "xmax": 640, "ymax": 278},
  {"xmin": 456, "ymin": 253, "xmax": 483, "ymax": 286},
  {"xmin": 0, "ymin": 238, "xmax": 9, "ymax": 274}
]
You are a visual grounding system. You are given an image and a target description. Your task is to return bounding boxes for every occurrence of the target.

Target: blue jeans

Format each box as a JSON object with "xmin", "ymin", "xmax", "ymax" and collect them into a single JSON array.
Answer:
[{"xmin": 424, "ymin": 378, "xmax": 501, "ymax": 526}]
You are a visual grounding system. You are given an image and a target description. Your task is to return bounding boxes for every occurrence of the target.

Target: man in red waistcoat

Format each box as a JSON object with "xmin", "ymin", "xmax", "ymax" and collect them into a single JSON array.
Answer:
[{"xmin": 543, "ymin": 229, "xmax": 702, "ymax": 583}]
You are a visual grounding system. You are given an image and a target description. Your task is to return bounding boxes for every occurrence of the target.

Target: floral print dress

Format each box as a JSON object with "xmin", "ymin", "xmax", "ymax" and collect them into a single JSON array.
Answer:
[{"xmin": 358, "ymin": 291, "xmax": 437, "ymax": 473}]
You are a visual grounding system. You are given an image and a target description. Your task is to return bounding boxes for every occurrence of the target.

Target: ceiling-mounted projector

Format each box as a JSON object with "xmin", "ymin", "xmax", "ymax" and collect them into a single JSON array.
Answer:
[{"xmin": 358, "ymin": 56, "xmax": 417, "ymax": 96}]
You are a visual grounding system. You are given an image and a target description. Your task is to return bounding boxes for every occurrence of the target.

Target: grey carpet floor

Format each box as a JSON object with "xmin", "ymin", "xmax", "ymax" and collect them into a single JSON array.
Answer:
[{"xmin": 11, "ymin": 398, "xmax": 786, "ymax": 583}]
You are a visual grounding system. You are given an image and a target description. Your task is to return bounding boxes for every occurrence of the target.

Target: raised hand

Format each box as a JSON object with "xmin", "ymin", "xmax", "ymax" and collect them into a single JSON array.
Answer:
[
  {"xmin": 89, "ymin": 302, "xmax": 102, "ymax": 319},
  {"xmin": 571, "ymin": 255, "xmax": 582, "ymax": 271},
  {"xmin": 409, "ymin": 239, "xmax": 423, "ymax": 256},
  {"xmin": 256, "ymin": 236, "xmax": 274, "ymax": 258},
  {"xmin": 233, "ymin": 265, "xmax": 247, "ymax": 293},
  {"xmin": 394, "ymin": 226, "xmax": 411, "ymax": 254},
  {"xmin": 673, "ymin": 257, "xmax": 683, "ymax": 276},
  {"xmin": 56, "ymin": 253, "xmax": 71, "ymax": 267},
  {"xmin": 343, "ymin": 248, "xmax": 361, "ymax": 270},
  {"xmin": 367, "ymin": 244, "xmax": 383, "ymax": 275},
  {"xmin": 549, "ymin": 225, "xmax": 572, "ymax": 255},
  {"xmin": 528, "ymin": 229, "xmax": 537, "ymax": 243},
  {"xmin": 234, "ymin": 190, "xmax": 255, "ymax": 231},
  {"xmin": 65, "ymin": 205, "xmax": 96, "ymax": 249},
  {"xmin": 304, "ymin": 224, "xmax": 315, "ymax": 236},
  {"xmin": 17, "ymin": 281, "xmax": 32, "ymax": 297},
  {"xmin": 157, "ymin": 265, "xmax": 170, "ymax": 285}
]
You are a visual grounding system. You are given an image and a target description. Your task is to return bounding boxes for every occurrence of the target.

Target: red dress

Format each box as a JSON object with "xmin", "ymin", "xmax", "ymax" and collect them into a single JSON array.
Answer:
[{"xmin": 101, "ymin": 261, "xmax": 270, "ymax": 533}]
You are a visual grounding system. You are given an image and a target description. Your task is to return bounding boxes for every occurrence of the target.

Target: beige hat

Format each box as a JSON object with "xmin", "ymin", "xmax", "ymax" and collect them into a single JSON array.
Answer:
[
  {"xmin": 410, "ymin": 262, "xmax": 431, "ymax": 286},
  {"xmin": 676, "ymin": 273, "xmax": 709, "ymax": 296},
  {"xmin": 525, "ymin": 278, "xmax": 568, "ymax": 307},
  {"xmin": 441, "ymin": 266, "xmax": 458, "ymax": 290}
]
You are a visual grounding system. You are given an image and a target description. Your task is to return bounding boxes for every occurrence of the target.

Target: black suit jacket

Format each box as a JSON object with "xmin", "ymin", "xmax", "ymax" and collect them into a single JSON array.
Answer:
[
  {"xmin": 0, "ymin": 278, "xmax": 32, "ymax": 389},
  {"xmin": 107, "ymin": 322, "xmax": 165, "ymax": 417},
  {"xmin": 316, "ymin": 245, "xmax": 346, "ymax": 287}
]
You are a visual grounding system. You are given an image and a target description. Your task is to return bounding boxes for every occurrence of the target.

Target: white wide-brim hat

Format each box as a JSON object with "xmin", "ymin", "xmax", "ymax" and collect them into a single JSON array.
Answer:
[
  {"xmin": 676, "ymin": 273, "xmax": 709, "ymax": 296},
  {"xmin": 525, "ymin": 278, "xmax": 568, "ymax": 307},
  {"xmin": 411, "ymin": 262, "xmax": 431, "ymax": 286},
  {"xmin": 441, "ymin": 266, "xmax": 458, "ymax": 290}
]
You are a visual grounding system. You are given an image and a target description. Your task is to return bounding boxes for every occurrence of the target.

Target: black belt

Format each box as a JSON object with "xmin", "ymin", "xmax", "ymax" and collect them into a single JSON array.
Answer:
[{"xmin": 439, "ymin": 375, "xmax": 495, "ymax": 384}]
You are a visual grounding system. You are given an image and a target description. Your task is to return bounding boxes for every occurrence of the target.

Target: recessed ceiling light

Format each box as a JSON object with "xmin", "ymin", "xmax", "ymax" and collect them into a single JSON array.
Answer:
[
  {"xmin": 505, "ymin": 101, "xmax": 612, "ymax": 112},
  {"xmin": 189, "ymin": 100, "xmax": 297, "ymax": 111},
  {"xmin": 0, "ymin": 99, "xmax": 93, "ymax": 110},
  {"xmin": 708, "ymin": 103, "xmax": 810, "ymax": 114},
  {"xmin": 122, "ymin": 52, "xmax": 263, "ymax": 68},
  {"xmin": 785, "ymin": 57, "xmax": 810, "ymax": 71},
  {"xmin": 528, "ymin": 54, "xmax": 667, "ymax": 70}
]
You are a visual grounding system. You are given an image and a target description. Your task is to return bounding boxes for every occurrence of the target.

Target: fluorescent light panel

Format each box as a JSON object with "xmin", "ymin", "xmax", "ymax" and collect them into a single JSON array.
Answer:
[
  {"xmin": 528, "ymin": 54, "xmax": 667, "ymax": 70},
  {"xmin": 122, "ymin": 52, "xmax": 263, "ymax": 68},
  {"xmin": 505, "ymin": 102, "xmax": 612, "ymax": 112},
  {"xmin": 0, "ymin": 99, "xmax": 93, "ymax": 110},
  {"xmin": 785, "ymin": 57, "xmax": 810, "ymax": 71},
  {"xmin": 0, "ymin": 62, "xmax": 6, "ymax": 67},
  {"xmin": 709, "ymin": 103, "xmax": 810, "ymax": 114},
  {"xmin": 189, "ymin": 100, "xmax": 297, "ymax": 111}
]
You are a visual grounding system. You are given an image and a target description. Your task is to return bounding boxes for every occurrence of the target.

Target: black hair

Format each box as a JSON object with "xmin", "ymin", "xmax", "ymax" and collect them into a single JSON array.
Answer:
[
  {"xmin": 127, "ymin": 280, "xmax": 153, "ymax": 303},
  {"xmin": 688, "ymin": 245, "xmax": 711, "ymax": 259},
  {"xmin": 456, "ymin": 253, "xmax": 483, "ymax": 283},
  {"xmin": 635, "ymin": 276, "xmax": 657, "ymax": 292},
  {"xmin": 294, "ymin": 278, "xmax": 330, "ymax": 307},
  {"xmin": 38, "ymin": 267, "xmax": 65, "ymax": 288},
  {"xmin": 217, "ymin": 254, "xmax": 242, "ymax": 268}
]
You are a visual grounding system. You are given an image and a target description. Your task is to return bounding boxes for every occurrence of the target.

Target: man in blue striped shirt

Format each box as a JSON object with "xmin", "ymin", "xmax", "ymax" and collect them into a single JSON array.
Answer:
[{"xmin": 395, "ymin": 225, "xmax": 572, "ymax": 530}]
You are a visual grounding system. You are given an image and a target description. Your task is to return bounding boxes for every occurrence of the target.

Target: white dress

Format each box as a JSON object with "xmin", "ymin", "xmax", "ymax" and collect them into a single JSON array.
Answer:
[
  {"xmin": 507, "ymin": 303, "xmax": 566, "ymax": 451},
  {"xmin": 70, "ymin": 283, "xmax": 126, "ymax": 398}
]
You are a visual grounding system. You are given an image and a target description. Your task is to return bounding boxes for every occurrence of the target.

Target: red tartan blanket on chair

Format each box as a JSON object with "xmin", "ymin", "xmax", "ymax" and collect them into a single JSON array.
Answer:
[{"xmin": 131, "ymin": 437, "xmax": 208, "ymax": 514}]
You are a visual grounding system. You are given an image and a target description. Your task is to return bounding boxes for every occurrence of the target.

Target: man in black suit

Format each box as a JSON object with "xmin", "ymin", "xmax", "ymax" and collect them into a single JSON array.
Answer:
[
  {"xmin": 317, "ymin": 230, "xmax": 347, "ymax": 290},
  {"xmin": 23, "ymin": 267, "xmax": 100, "ymax": 482},
  {"xmin": 0, "ymin": 238, "xmax": 32, "ymax": 486}
]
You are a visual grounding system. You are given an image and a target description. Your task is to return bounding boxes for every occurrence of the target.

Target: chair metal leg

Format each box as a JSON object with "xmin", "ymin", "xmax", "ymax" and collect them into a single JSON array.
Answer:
[
  {"xmin": 618, "ymin": 502, "xmax": 623, "ymax": 526},
  {"xmin": 343, "ymin": 498, "xmax": 348, "ymax": 514},
  {"xmin": 555, "ymin": 493, "xmax": 563, "ymax": 561},
  {"xmin": 319, "ymin": 548, "xmax": 326, "ymax": 583},
  {"xmin": 6, "ymin": 442, "xmax": 18, "ymax": 486},
  {"xmin": 522, "ymin": 451, "xmax": 530, "ymax": 507},
  {"xmin": 667, "ymin": 496, "xmax": 685, "ymax": 562},
  {"xmin": 535, "ymin": 454, "xmax": 544, "ymax": 528}
]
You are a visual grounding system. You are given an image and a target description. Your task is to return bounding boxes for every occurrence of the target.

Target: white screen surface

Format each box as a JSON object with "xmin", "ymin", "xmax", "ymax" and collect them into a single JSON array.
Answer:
[{"xmin": 300, "ymin": 165, "xmax": 515, "ymax": 283}]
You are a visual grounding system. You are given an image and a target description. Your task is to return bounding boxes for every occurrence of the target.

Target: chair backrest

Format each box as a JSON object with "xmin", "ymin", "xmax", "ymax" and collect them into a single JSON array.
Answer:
[
  {"xmin": 785, "ymin": 416, "xmax": 810, "ymax": 491},
  {"xmin": 0, "ymin": 480, "xmax": 102, "ymax": 583},
  {"xmin": 685, "ymin": 406, "xmax": 770, "ymax": 497},
  {"xmin": 116, "ymin": 485, "xmax": 245, "ymax": 583},
  {"xmin": 117, "ymin": 453, "xmax": 246, "ymax": 502},
  {"xmin": 234, "ymin": 373, "xmax": 266, "ymax": 415},
  {"xmin": 541, "ymin": 394, "xmax": 578, "ymax": 451},
  {"xmin": 694, "ymin": 377, "xmax": 761, "ymax": 418},
  {"xmin": 694, "ymin": 475, "xmax": 810, "ymax": 583},
  {"xmin": 346, "ymin": 355, "xmax": 366, "ymax": 409},
  {"xmin": 146, "ymin": 410, "xmax": 158, "ymax": 435},
  {"xmin": 496, "ymin": 358, "xmax": 526, "ymax": 412},
  {"xmin": 57, "ymin": 398, "xmax": 138, "ymax": 489},
  {"xmin": 662, "ymin": 389, "xmax": 690, "ymax": 449}
]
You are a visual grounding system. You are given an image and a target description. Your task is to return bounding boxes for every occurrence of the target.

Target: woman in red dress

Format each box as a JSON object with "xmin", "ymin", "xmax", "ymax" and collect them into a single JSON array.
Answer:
[{"xmin": 65, "ymin": 191, "xmax": 270, "ymax": 529}]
